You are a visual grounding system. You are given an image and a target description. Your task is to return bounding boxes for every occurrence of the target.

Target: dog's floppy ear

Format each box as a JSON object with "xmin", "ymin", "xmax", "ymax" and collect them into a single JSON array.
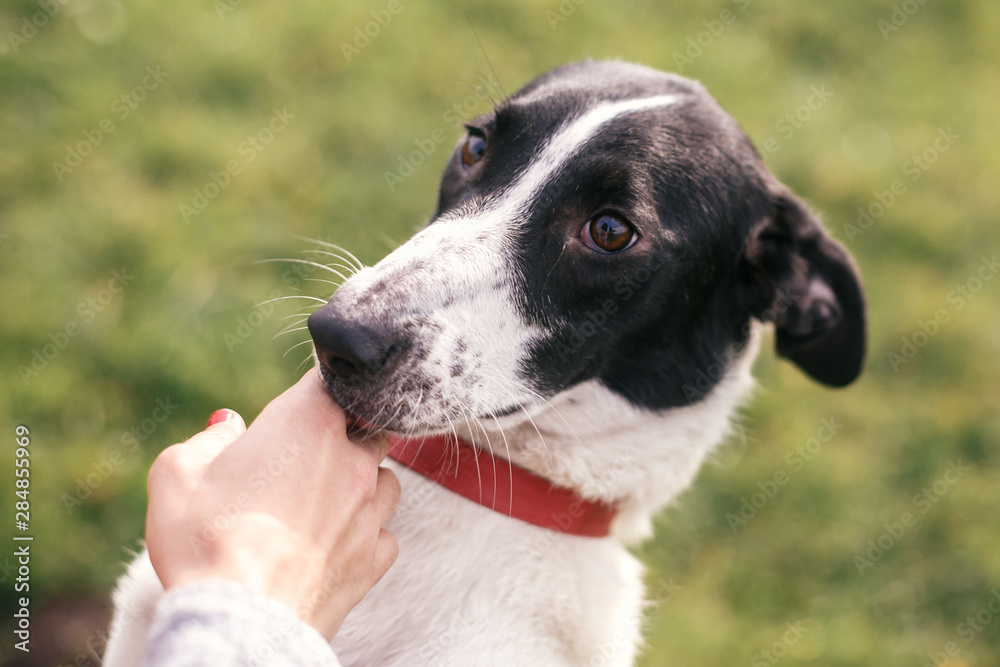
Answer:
[{"xmin": 739, "ymin": 184, "xmax": 867, "ymax": 387}]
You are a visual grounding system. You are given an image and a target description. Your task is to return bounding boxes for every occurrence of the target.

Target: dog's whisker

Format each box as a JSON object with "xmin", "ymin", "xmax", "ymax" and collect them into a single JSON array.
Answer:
[
  {"xmin": 515, "ymin": 404, "xmax": 553, "ymax": 464},
  {"xmin": 464, "ymin": 408, "xmax": 497, "ymax": 506},
  {"xmin": 275, "ymin": 317, "xmax": 310, "ymax": 332},
  {"xmin": 299, "ymin": 259, "xmax": 351, "ymax": 284},
  {"xmin": 290, "ymin": 304, "xmax": 322, "ymax": 316},
  {"xmin": 288, "ymin": 233, "xmax": 367, "ymax": 271},
  {"xmin": 540, "ymin": 238, "xmax": 571, "ymax": 293},
  {"xmin": 253, "ymin": 294, "xmax": 328, "ymax": 308},
  {"xmin": 273, "ymin": 326, "xmax": 310, "ymax": 340},
  {"xmin": 295, "ymin": 351, "xmax": 317, "ymax": 375},
  {"xmin": 498, "ymin": 386, "xmax": 554, "ymax": 462},
  {"xmin": 384, "ymin": 399, "xmax": 408, "ymax": 429},
  {"xmin": 486, "ymin": 411, "xmax": 515, "ymax": 516},
  {"xmin": 282, "ymin": 338, "xmax": 314, "ymax": 358},
  {"xmin": 255, "ymin": 257, "xmax": 352, "ymax": 281},
  {"xmin": 278, "ymin": 314, "xmax": 311, "ymax": 326},
  {"xmin": 386, "ymin": 394, "xmax": 435, "ymax": 491},
  {"xmin": 442, "ymin": 411, "xmax": 462, "ymax": 460},
  {"xmin": 456, "ymin": 409, "xmax": 472, "ymax": 449},
  {"xmin": 300, "ymin": 254, "xmax": 358, "ymax": 278},
  {"xmin": 454, "ymin": 400, "xmax": 483, "ymax": 469},
  {"xmin": 447, "ymin": 78, "xmax": 500, "ymax": 111},
  {"xmin": 292, "ymin": 236, "xmax": 367, "ymax": 272},
  {"xmin": 409, "ymin": 386, "xmax": 425, "ymax": 428},
  {"xmin": 454, "ymin": 404, "xmax": 485, "ymax": 496},
  {"xmin": 486, "ymin": 378, "xmax": 554, "ymax": 466},
  {"xmin": 303, "ymin": 250, "xmax": 364, "ymax": 277},
  {"xmin": 455, "ymin": 402, "xmax": 483, "ymax": 478},
  {"xmin": 304, "ymin": 277, "xmax": 343, "ymax": 290},
  {"xmin": 489, "ymin": 375, "xmax": 584, "ymax": 449},
  {"xmin": 370, "ymin": 390, "xmax": 407, "ymax": 433},
  {"xmin": 466, "ymin": 17, "xmax": 507, "ymax": 103}
]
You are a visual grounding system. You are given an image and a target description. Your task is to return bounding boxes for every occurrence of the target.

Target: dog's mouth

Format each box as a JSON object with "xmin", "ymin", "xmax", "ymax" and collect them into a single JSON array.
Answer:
[
  {"xmin": 343, "ymin": 400, "xmax": 531, "ymax": 443},
  {"xmin": 344, "ymin": 412, "xmax": 393, "ymax": 449},
  {"xmin": 315, "ymin": 351, "xmax": 534, "ymax": 440}
]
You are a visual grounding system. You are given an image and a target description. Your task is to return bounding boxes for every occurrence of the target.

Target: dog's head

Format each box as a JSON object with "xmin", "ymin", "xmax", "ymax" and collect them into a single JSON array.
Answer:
[{"xmin": 308, "ymin": 60, "xmax": 865, "ymax": 436}]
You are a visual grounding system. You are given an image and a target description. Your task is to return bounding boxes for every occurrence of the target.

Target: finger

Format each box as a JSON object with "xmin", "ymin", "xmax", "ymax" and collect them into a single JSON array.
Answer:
[
  {"xmin": 149, "ymin": 409, "xmax": 246, "ymax": 495},
  {"xmin": 371, "ymin": 529, "xmax": 399, "ymax": 585},
  {"xmin": 184, "ymin": 409, "xmax": 247, "ymax": 461},
  {"xmin": 374, "ymin": 436, "xmax": 394, "ymax": 463},
  {"xmin": 203, "ymin": 409, "xmax": 247, "ymax": 454},
  {"xmin": 147, "ymin": 443, "xmax": 204, "ymax": 499},
  {"xmin": 353, "ymin": 431, "xmax": 395, "ymax": 463},
  {"xmin": 372, "ymin": 467, "xmax": 401, "ymax": 523},
  {"xmin": 254, "ymin": 368, "xmax": 347, "ymax": 435},
  {"xmin": 208, "ymin": 408, "xmax": 244, "ymax": 429}
]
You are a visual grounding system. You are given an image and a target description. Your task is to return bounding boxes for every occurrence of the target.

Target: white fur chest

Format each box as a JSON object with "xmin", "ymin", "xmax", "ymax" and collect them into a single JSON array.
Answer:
[{"xmin": 331, "ymin": 460, "xmax": 647, "ymax": 667}]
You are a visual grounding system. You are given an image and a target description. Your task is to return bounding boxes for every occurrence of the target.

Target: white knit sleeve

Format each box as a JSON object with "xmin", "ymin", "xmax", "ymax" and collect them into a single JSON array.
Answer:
[{"xmin": 142, "ymin": 579, "xmax": 341, "ymax": 667}]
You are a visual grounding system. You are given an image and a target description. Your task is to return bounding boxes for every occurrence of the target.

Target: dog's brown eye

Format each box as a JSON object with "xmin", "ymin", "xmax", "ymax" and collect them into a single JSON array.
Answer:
[
  {"xmin": 582, "ymin": 214, "xmax": 637, "ymax": 253},
  {"xmin": 461, "ymin": 134, "xmax": 487, "ymax": 167}
]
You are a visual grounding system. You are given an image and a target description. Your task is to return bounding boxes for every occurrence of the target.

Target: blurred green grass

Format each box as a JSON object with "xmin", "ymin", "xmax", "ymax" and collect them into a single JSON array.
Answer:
[{"xmin": 2, "ymin": 0, "xmax": 999, "ymax": 664}]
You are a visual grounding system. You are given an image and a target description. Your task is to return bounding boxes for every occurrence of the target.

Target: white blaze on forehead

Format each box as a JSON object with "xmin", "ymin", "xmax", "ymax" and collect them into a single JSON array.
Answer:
[{"xmin": 492, "ymin": 94, "xmax": 680, "ymax": 221}]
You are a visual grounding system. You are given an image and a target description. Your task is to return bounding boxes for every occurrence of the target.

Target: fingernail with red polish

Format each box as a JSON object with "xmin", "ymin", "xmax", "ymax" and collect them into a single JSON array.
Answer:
[{"xmin": 206, "ymin": 409, "xmax": 235, "ymax": 428}]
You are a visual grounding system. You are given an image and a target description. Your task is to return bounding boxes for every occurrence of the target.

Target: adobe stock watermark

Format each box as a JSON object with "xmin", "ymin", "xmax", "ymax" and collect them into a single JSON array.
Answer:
[
  {"xmin": 878, "ymin": 0, "xmax": 929, "ymax": 40},
  {"xmin": 213, "ymin": 0, "xmax": 242, "ymax": 20},
  {"xmin": 222, "ymin": 290, "xmax": 282, "ymax": 353},
  {"xmin": 521, "ymin": 451, "xmax": 635, "ymax": 566},
  {"xmin": 545, "ymin": 0, "xmax": 585, "ymax": 31},
  {"xmin": 267, "ymin": 571, "xmax": 373, "ymax": 664},
  {"xmin": 61, "ymin": 397, "xmax": 180, "ymax": 513},
  {"xmin": 415, "ymin": 613, "xmax": 477, "ymax": 662},
  {"xmin": 80, "ymin": 584, "xmax": 152, "ymax": 665},
  {"xmin": 756, "ymin": 84, "xmax": 834, "ymax": 158},
  {"xmin": 584, "ymin": 577, "xmax": 683, "ymax": 667},
  {"xmin": 923, "ymin": 589, "xmax": 1000, "ymax": 667},
  {"xmin": 17, "ymin": 268, "xmax": 134, "ymax": 386},
  {"xmin": 244, "ymin": 620, "xmax": 301, "ymax": 666},
  {"xmin": 956, "ymin": 589, "xmax": 1000, "ymax": 646},
  {"xmin": 844, "ymin": 126, "xmax": 959, "ymax": 244},
  {"xmin": 853, "ymin": 459, "xmax": 969, "ymax": 576},
  {"xmin": 551, "ymin": 254, "xmax": 667, "ymax": 363},
  {"xmin": 5, "ymin": 0, "xmax": 71, "ymax": 54},
  {"xmin": 750, "ymin": 620, "xmax": 809, "ymax": 666},
  {"xmin": 179, "ymin": 107, "xmax": 294, "ymax": 223},
  {"xmin": 227, "ymin": 237, "xmax": 348, "ymax": 352},
  {"xmin": 383, "ymin": 72, "xmax": 502, "ymax": 192},
  {"xmin": 51, "ymin": 66, "xmax": 170, "ymax": 182},
  {"xmin": 681, "ymin": 283, "xmax": 814, "ymax": 403},
  {"xmin": 726, "ymin": 417, "xmax": 841, "ymax": 533},
  {"xmin": 339, "ymin": 0, "xmax": 403, "ymax": 63},
  {"xmin": 187, "ymin": 440, "xmax": 307, "ymax": 555},
  {"xmin": 242, "ymin": 565, "xmax": 367, "ymax": 665},
  {"xmin": 886, "ymin": 254, "xmax": 997, "ymax": 372},
  {"xmin": 712, "ymin": 84, "xmax": 834, "ymax": 202},
  {"xmin": 672, "ymin": 0, "xmax": 751, "ymax": 72}
]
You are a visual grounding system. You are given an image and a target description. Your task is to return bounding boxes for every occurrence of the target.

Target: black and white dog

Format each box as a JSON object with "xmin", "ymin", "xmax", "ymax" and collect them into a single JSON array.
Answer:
[{"xmin": 105, "ymin": 60, "xmax": 864, "ymax": 665}]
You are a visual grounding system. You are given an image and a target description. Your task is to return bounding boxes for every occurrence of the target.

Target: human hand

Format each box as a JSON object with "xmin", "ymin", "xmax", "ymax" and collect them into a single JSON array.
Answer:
[{"xmin": 144, "ymin": 368, "xmax": 400, "ymax": 639}]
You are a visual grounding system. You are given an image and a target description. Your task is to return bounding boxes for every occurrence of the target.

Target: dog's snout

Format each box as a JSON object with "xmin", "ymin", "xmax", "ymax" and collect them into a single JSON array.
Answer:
[{"xmin": 308, "ymin": 309, "xmax": 400, "ymax": 384}]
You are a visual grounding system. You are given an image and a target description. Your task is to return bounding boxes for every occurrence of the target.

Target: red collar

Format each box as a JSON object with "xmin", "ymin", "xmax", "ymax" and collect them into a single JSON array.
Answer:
[{"xmin": 388, "ymin": 435, "xmax": 617, "ymax": 538}]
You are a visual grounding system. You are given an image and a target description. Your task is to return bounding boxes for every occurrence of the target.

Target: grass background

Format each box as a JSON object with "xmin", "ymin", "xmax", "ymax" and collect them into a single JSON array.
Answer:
[{"xmin": 2, "ymin": 0, "xmax": 999, "ymax": 664}]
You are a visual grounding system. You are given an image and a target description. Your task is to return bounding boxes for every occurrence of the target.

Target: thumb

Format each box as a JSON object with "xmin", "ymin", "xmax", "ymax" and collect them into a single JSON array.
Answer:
[
  {"xmin": 147, "ymin": 409, "xmax": 247, "ymax": 500},
  {"xmin": 179, "ymin": 409, "xmax": 247, "ymax": 466}
]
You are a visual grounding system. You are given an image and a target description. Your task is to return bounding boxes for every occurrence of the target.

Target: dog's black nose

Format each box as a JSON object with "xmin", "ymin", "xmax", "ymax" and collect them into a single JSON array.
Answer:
[{"xmin": 307, "ymin": 309, "xmax": 399, "ymax": 384}]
